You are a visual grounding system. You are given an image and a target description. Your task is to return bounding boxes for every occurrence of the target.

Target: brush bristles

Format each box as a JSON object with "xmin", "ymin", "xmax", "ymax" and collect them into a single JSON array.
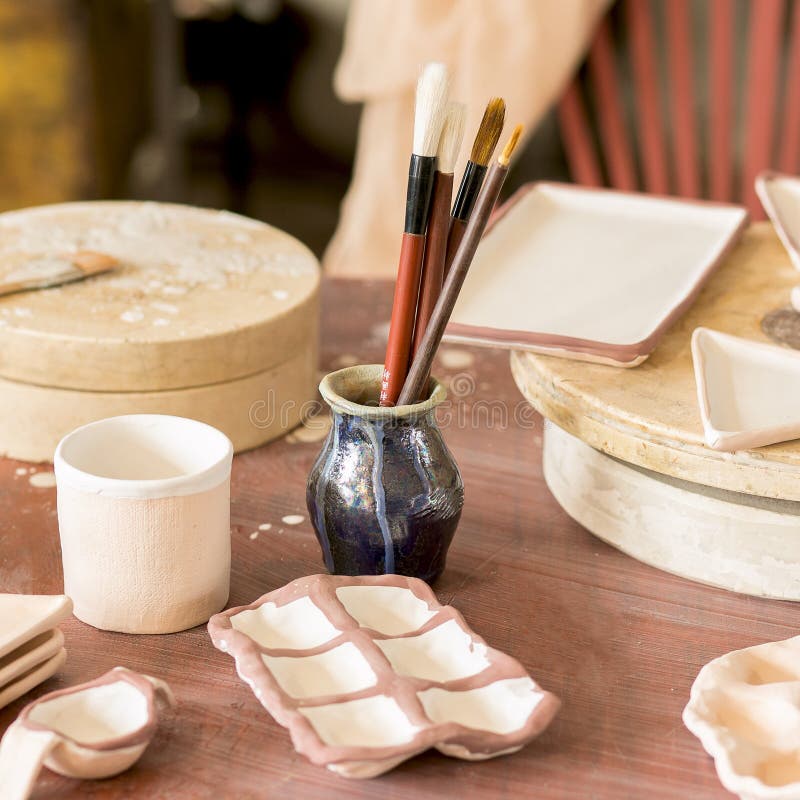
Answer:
[
  {"xmin": 436, "ymin": 102, "xmax": 466, "ymax": 174},
  {"xmin": 470, "ymin": 97, "xmax": 506, "ymax": 166},
  {"xmin": 413, "ymin": 62, "xmax": 450, "ymax": 157},
  {"xmin": 499, "ymin": 125, "xmax": 523, "ymax": 166}
]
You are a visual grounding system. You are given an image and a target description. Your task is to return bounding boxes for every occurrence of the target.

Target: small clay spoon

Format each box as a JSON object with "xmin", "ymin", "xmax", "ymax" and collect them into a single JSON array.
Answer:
[{"xmin": 0, "ymin": 666, "xmax": 174, "ymax": 800}]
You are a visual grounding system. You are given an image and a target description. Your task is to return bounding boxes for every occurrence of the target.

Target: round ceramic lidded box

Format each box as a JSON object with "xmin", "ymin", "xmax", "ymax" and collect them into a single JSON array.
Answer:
[{"xmin": 0, "ymin": 201, "xmax": 319, "ymax": 461}]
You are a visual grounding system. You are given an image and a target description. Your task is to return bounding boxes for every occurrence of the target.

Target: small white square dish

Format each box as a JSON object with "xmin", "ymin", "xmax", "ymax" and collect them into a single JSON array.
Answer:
[
  {"xmin": 446, "ymin": 183, "xmax": 748, "ymax": 367},
  {"xmin": 691, "ymin": 327, "xmax": 800, "ymax": 451}
]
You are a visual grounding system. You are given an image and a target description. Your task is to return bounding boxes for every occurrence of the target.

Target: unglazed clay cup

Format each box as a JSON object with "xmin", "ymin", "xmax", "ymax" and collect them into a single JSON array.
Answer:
[{"xmin": 54, "ymin": 414, "xmax": 233, "ymax": 634}]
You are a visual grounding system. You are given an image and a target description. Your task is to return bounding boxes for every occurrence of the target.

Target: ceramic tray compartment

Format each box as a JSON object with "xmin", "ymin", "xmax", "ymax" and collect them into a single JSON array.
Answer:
[
  {"xmin": 683, "ymin": 635, "xmax": 800, "ymax": 800},
  {"xmin": 446, "ymin": 182, "xmax": 747, "ymax": 367},
  {"xmin": 208, "ymin": 574, "xmax": 560, "ymax": 778}
]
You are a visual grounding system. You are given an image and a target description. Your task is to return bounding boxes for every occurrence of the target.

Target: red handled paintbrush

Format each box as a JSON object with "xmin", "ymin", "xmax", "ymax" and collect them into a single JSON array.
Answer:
[
  {"xmin": 380, "ymin": 62, "xmax": 450, "ymax": 407},
  {"xmin": 410, "ymin": 101, "xmax": 466, "ymax": 376}
]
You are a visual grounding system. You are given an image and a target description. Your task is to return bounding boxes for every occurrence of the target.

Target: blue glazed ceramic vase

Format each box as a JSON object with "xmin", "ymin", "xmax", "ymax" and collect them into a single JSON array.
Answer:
[{"xmin": 306, "ymin": 364, "xmax": 463, "ymax": 582}]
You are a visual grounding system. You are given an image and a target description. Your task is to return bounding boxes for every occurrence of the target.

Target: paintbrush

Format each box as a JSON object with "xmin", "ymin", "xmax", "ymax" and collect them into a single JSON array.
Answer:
[
  {"xmin": 0, "ymin": 251, "xmax": 117, "ymax": 298},
  {"xmin": 411, "ymin": 102, "xmax": 466, "ymax": 376},
  {"xmin": 444, "ymin": 98, "xmax": 505, "ymax": 277},
  {"xmin": 398, "ymin": 125, "xmax": 523, "ymax": 406},
  {"xmin": 380, "ymin": 62, "xmax": 450, "ymax": 407}
]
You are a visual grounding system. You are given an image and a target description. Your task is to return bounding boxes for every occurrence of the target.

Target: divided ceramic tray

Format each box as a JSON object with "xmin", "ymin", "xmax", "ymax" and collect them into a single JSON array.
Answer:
[
  {"xmin": 446, "ymin": 182, "xmax": 748, "ymax": 367},
  {"xmin": 692, "ymin": 327, "xmax": 800, "ymax": 451},
  {"xmin": 208, "ymin": 574, "xmax": 560, "ymax": 778}
]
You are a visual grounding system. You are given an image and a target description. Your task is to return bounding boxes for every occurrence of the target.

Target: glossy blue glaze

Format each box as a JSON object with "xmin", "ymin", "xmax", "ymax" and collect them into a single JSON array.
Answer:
[{"xmin": 306, "ymin": 366, "xmax": 463, "ymax": 582}]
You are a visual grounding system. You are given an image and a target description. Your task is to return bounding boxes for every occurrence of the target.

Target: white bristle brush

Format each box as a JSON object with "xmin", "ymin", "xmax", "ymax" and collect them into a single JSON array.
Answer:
[{"xmin": 380, "ymin": 62, "xmax": 451, "ymax": 406}]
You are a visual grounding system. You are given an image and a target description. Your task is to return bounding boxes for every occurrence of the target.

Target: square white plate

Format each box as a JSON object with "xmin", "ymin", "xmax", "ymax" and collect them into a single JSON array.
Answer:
[{"xmin": 446, "ymin": 183, "xmax": 748, "ymax": 367}]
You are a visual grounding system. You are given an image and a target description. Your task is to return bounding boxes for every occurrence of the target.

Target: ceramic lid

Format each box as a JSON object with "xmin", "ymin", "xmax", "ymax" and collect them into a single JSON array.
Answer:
[{"xmin": 0, "ymin": 201, "xmax": 319, "ymax": 391}]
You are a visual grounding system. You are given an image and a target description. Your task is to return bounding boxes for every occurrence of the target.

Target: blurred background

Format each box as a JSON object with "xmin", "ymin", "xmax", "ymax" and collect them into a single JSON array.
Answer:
[
  {"xmin": 1, "ymin": 0, "xmax": 797, "ymax": 261},
  {"xmin": 0, "ymin": 0, "xmax": 574, "ymax": 258}
]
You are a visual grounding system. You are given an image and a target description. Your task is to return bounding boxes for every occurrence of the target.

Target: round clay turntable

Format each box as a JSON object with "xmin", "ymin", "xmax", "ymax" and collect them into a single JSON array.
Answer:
[{"xmin": 511, "ymin": 223, "xmax": 800, "ymax": 600}]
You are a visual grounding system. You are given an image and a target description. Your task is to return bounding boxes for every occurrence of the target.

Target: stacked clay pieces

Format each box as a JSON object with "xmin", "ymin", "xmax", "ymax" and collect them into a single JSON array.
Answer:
[
  {"xmin": 0, "ymin": 595, "xmax": 71, "ymax": 709},
  {"xmin": 208, "ymin": 574, "xmax": 560, "ymax": 778}
]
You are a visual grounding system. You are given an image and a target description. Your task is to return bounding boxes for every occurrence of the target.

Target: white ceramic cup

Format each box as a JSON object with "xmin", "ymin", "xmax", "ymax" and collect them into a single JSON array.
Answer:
[{"xmin": 54, "ymin": 414, "xmax": 233, "ymax": 634}]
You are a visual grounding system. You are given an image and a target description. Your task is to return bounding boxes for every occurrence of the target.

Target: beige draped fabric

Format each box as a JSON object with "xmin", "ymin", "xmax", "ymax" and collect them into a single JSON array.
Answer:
[{"xmin": 323, "ymin": 0, "xmax": 611, "ymax": 277}]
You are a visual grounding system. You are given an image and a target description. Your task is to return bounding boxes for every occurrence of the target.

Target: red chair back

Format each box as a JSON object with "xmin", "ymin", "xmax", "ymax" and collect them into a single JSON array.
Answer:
[{"xmin": 558, "ymin": 0, "xmax": 800, "ymax": 218}]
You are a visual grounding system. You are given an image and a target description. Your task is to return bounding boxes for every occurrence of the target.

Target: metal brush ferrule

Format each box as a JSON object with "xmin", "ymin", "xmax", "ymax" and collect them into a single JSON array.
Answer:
[
  {"xmin": 451, "ymin": 161, "xmax": 488, "ymax": 222},
  {"xmin": 404, "ymin": 154, "xmax": 437, "ymax": 235}
]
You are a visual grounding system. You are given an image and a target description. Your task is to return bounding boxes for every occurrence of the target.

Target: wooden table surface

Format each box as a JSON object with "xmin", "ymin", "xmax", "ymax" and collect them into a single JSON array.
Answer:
[{"xmin": 2, "ymin": 277, "xmax": 796, "ymax": 799}]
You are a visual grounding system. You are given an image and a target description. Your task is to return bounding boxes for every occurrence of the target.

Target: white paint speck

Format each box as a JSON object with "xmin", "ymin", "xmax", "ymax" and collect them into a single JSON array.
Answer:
[
  {"xmin": 258, "ymin": 523, "xmax": 272, "ymax": 531},
  {"xmin": 13, "ymin": 307, "xmax": 32, "ymax": 318},
  {"xmin": 152, "ymin": 318, "xmax": 170, "ymax": 327},
  {"xmin": 120, "ymin": 308, "xmax": 144, "ymax": 323},
  {"xmin": 281, "ymin": 514, "xmax": 304, "ymax": 526},
  {"xmin": 332, "ymin": 353, "xmax": 359, "ymax": 369},
  {"xmin": 371, "ymin": 320, "xmax": 390, "ymax": 342},
  {"xmin": 162, "ymin": 285, "xmax": 187, "ymax": 296},
  {"xmin": 249, "ymin": 530, "xmax": 260, "ymax": 540},
  {"xmin": 439, "ymin": 348, "xmax": 475, "ymax": 370},
  {"xmin": 792, "ymin": 285, "xmax": 800, "ymax": 312},
  {"xmin": 14, "ymin": 467, "xmax": 26, "ymax": 476},
  {"xmin": 272, "ymin": 289, "xmax": 289, "ymax": 301},
  {"xmin": 286, "ymin": 415, "xmax": 332, "ymax": 444},
  {"xmin": 29, "ymin": 471, "xmax": 56, "ymax": 488},
  {"xmin": 150, "ymin": 301, "xmax": 179, "ymax": 315}
]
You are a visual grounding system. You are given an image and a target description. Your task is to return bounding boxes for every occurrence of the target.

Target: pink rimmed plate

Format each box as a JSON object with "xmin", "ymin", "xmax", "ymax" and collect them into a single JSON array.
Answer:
[{"xmin": 446, "ymin": 182, "xmax": 747, "ymax": 367}]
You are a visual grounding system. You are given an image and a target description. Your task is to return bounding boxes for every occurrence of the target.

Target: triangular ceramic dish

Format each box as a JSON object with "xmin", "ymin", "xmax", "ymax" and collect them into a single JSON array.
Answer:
[
  {"xmin": 691, "ymin": 327, "xmax": 800, "ymax": 451},
  {"xmin": 445, "ymin": 182, "xmax": 747, "ymax": 367},
  {"xmin": 0, "ymin": 595, "xmax": 72, "ymax": 660},
  {"xmin": 756, "ymin": 170, "xmax": 800, "ymax": 271}
]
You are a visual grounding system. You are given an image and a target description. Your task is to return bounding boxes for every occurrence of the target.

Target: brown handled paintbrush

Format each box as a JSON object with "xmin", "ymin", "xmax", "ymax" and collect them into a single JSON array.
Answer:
[
  {"xmin": 398, "ymin": 125, "xmax": 523, "ymax": 406},
  {"xmin": 0, "ymin": 251, "xmax": 117, "ymax": 298},
  {"xmin": 380, "ymin": 62, "xmax": 450, "ymax": 407},
  {"xmin": 411, "ymin": 101, "xmax": 466, "ymax": 376},
  {"xmin": 444, "ymin": 98, "xmax": 505, "ymax": 277}
]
